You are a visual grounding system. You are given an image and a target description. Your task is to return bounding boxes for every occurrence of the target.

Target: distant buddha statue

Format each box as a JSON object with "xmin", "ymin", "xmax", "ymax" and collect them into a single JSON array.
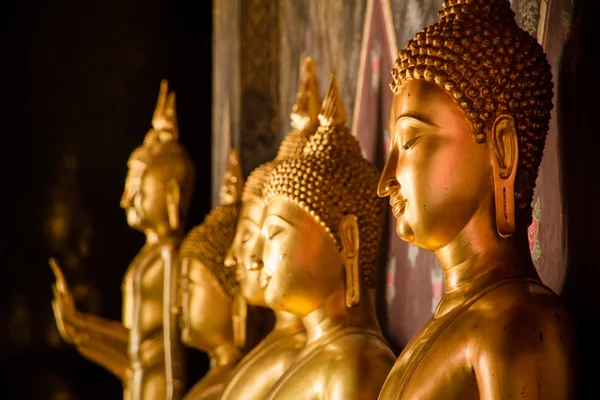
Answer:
[
  {"xmin": 377, "ymin": 0, "xmax": 575, "ymax": 398},
  {"xmin": 221, "ymin": 56, "xmax": 322, "ymax": 400},
  {"xmin": 178, "ymin": 149, "xmax": 244, "ymax": 400},
  {"xmin": 252, "ymin": 75, "xmax": 396, "ymax": 400},
  {"xmin": 50, "ymin": 80, "xmax": 194, "ymax": 400}
]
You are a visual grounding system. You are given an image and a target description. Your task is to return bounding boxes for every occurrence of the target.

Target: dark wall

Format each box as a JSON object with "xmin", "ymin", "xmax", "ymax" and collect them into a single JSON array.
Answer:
[
  {"xmin": 3, "ymin": 1, "xmax": 212, "ymax": 398},
  {"xmin": 559, "ymin": 0, "xmax": 600, "ymax": 396}
]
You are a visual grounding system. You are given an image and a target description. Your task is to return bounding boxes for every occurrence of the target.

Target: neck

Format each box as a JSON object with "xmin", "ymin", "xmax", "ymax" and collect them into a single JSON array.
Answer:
[
  {"xmin": 434, "ymin": 206, "xmax": 540, "ymax": 316},
  {"xmin": 302, "ymin": 281, "xmax": 380, "ymax": 344},
  {"xmin": 273, "ymin": 310, "xmax": 304, "ymax": 331},
  {"xmin": 208, "ymin": 342, "xmax": 241, "ymax": 370},
  {"xmin": 144, "ymin": 224, "xmax": 179, "ymax": 245}
]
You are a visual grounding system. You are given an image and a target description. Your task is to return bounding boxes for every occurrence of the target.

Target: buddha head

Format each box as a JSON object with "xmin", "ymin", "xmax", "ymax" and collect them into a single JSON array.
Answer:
[
  {"xmin": 252, "ymin": 75, "xmax": 386, "ymax": 317},
  {"xmin": 178, "ymin": 150, "xmax": 242, "ymax": 351},
  {"xmin": 121, "ymin": 80, "xmax": 195, "ymax": 235},
  {"xmin": 225, "ymin": 56, "xmax": 321, "ymax": 308},
  {"xmin": 378, "ymin": 0, "xmax": 553, "ymax": 250}
]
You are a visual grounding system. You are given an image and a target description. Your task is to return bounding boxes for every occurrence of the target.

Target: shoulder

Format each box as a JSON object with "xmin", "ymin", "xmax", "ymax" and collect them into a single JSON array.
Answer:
[
  {"xmin": 467, "ymin": 280, "xmax": 574, "ymax": 368},
  {"xmin": 321, "ymin": 330, "xmax": 396, "ymax": 394}
]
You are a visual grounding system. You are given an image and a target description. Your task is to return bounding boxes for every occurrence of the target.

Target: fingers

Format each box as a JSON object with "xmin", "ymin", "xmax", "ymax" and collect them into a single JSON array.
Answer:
[
  {"xmin": 52, "ymin": 281, "xmax": 75, "ymax": 312},
  {"xmin": 153, "ymin": 79, "xmax": 169, "ymax": 122},
  {"xmin": 49, "ymin": 257, "xmax": 70, "ymax": 293},
  {"xmin": 166, "ymin": 92, "xmax": 176, "ymax": 117}
]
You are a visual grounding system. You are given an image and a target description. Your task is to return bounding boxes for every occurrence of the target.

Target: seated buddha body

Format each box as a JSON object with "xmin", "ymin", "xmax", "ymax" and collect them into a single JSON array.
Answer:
[
  {"xmin": 252, "ymin": 75, "xmax": 396, "ymax": 400},
  {"xmin": 178, "ymin": 150, "xmax": 244, "ymax": 400},
  {"xmin": 220, "ymin": 56, "xmax": 324, "ymax": 400},
  {"xmin": 376, "ymin": 1, "xmax": 575, "ymax": 399}
]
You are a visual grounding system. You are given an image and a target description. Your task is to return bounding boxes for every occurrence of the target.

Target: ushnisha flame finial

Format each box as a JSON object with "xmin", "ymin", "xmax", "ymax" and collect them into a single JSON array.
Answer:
[
  {"xmin": 148, "ymin": 79, "xmax": 178, "ymax": 144},
  {"xmin": 290, "ymin": 56, "xmax": 322, "ymax": 132},
  {"xmin": 276, "ymin": 55, "xmax": 322, "ymax": 162},
  {"xmin": 219, "ymin": 148, "xmax": 245, "ymax": 206},
  {"xmin": 318, "ymin": 74, "xmax": 347, "ymax": 129}
]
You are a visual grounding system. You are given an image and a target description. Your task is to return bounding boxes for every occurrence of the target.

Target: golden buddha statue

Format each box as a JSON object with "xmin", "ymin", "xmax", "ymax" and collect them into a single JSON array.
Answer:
[
  {"xmin": 178, "ymin": 149, "xmax": 244, "ymax": 400},
  {"xmin": 377, "ymin": 1, "xmax": 575, "ymax": 398},
  {"xmin": 220, "ymin": 56, "xmax": 322, "ymax": 400},
  {"xmin": 50, "ymin": 80, "xmax": 195, "ymax": 400},
  {"xmin": 251, "ymin": 74, "xmax": 395, "ymax": 400}
]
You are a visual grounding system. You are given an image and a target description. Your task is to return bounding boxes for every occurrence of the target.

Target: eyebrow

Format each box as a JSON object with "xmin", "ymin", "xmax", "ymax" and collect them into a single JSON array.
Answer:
[
  {"xmin": 395, "ymin": 113, "xmax": 440, "ymax": 129},
  {"xmin": 264, "ymin": 213, "xmax": 295, "ymax": 227},
  {"xmin": 239, "ymin": 216, "xmax": 260, "ymax": 224}
]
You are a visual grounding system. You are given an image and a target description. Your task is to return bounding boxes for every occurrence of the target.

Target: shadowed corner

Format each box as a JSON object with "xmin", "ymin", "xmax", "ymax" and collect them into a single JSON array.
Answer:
[{"xmin": 557, "ymin": 0, "xmax": 600, "ymax": 397}]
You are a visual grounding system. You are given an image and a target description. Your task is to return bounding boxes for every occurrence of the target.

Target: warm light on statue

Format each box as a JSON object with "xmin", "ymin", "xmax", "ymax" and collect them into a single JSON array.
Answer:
[
  {"xmin": 221, "ymin": 56, "xmax": 322, "ymax": 400},
  {"xmin": 178, "ymin": 149, "xmax": 244, "ymax": 400},
  {"xmin": 252, "ymin": 74, "xmax": 395, "ymax": 400},
  {"xmin": 50, "ymin": 80, "xmax": 195, "ymax": 400},
  {"xmin": 377, "ymin": 0, "xmax": 575, "ymax": 398}
]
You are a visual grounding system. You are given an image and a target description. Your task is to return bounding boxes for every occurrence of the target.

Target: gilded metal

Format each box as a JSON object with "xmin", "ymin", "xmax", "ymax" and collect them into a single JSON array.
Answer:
[
  {"xmin": 220, "ymin": 56, "xmax": 322, "ymax": 400},
  {"xmin": 378, "ymin": 1, "xmax": 575, "ymax": 398},
  {"xmin": 178, "ymin": 149, "xmax": 243, "ymax": 400},
  {"xmin": 50, "ymin": 80, "xmax": 195, "ymax": 400},
  {"xmin": 253, "ymin": 75, "xmax": 395, "ymax": 400}
]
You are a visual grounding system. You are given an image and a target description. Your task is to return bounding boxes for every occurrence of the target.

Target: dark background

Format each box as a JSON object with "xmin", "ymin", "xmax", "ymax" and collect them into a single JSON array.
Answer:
[{"xmin": 3, "ymin": 0, "xmax": 213, "ymax": 398}]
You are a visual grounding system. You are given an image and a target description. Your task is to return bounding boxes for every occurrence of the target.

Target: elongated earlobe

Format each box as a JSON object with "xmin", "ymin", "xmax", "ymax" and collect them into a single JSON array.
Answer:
[
  {"xmin": 232, "ymin": 292, "xmax": 247, "ymax": 349},
  {"xmin": 339, "ymin": 215, "xmax": 360, "ymax": 307},
  {"xmin": 166, "ymin": 179, "xmax": 181, "ymax": 231},
  {"xmin": 489, "ymin": 115, "xmax": 519, "ymax": 238}
]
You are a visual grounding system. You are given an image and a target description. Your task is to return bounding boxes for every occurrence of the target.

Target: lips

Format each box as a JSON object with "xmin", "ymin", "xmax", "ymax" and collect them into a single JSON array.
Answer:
[
  {"xmin": 390, "ymin": 197, "xmax": 407, "ymax": 218},
  {"xmin": 258, "ymin": 270, "xmax": 272, "ymax": 290}
]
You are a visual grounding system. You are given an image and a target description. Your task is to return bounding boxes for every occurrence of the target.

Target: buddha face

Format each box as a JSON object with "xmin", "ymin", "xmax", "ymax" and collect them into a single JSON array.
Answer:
[
  {"xmin": 225, "ymin": 197, "xmax": 267, "ymax": 306},
  {"xmin": 121, "ymin": 161, "xmax": 168, "ymax": 231},
  {"xmin": 252, "ymin": 198, "xmax": 342, "ymax": 317},
  {"xmin": 179, "ymin": 257, "xmax": 233, "ymax": 351},
  {"xmin": 378, "ymin": 79, "xmax": 493, "ymax": 251}
]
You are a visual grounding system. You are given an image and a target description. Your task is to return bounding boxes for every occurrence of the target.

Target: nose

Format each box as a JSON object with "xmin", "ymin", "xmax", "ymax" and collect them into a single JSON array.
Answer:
[
  {"xmin": 224, "ymin": 246, "xmax": 237, "ymax": 268},
  {"xmin": 249, "ymin": 233, "xmax": 265, "ymax": 271},
  {"xmin": 120, "ymin": 188, "xmax": 134, "ymax": 209},
  {"xmin": 377, "ymin": 150, "xmax": 400, "ymax": 198}
]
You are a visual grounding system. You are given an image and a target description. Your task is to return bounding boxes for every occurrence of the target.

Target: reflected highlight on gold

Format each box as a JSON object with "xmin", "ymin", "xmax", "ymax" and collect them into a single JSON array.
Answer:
[{"xmin": 377, "ymin": 1, "xmax": 575, "ymax": 398}]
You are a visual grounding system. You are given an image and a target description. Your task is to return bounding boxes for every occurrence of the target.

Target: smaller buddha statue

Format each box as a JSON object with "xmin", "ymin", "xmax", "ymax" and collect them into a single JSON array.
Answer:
[
  {"xmin": 50, "ymin": 80, "xmax": 195, "ymax": 400},
  {"xmin": 221, "ymin": 56, "xmax": 321, "ymax": 400},
  {"xmin": 252, "ymin": 75, "xmax": 396, "ymax": 400},
  {"xmin": 178, "ymin": 149, "xmax": 244, "ymax": 400},
  {"xmin": 376, "ymin": 0, "xmax": 575, "ymax": 398}
]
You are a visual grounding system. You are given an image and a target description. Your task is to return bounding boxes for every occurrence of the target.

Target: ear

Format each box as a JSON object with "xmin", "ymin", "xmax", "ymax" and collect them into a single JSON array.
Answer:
[
  {"xmin": 166, "ymin": 179, "xmax": 181, "ymax": 231},
  {"xmin": 489, "ymin": 114, "xmax": 519, "ymax": 238},
  {"xmin": 339, "ymin": 215, "xmax": 360, "ymax": 308}
]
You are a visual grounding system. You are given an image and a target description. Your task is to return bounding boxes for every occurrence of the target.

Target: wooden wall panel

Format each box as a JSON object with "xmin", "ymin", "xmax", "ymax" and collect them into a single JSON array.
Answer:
[{"xmin": 279, "ymin": 0, "xmax": 367, "ymax": 135}]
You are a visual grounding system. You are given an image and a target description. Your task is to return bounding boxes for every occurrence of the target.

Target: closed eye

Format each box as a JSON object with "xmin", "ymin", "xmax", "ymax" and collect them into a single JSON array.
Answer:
[
  {"xmin": 268, "ymin": 226, "xmax": 284, "ymax": 240},
  {"xmin": 241, "ymin": 232, "xmax": 253, "ymax": 244},
  {"xmin": 402, "ymin": 134, "xmax": 426, "ymax": 150}
]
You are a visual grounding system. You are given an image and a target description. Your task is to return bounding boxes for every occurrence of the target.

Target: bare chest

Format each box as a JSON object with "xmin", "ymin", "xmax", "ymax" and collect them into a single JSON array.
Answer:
[
  {"xmin": 122, "ymin": 246, "xmax": 169, "ymax": 334},
  {"xmin": 224, "ymin": 333, "xmax": 305, "ymax": 400}
]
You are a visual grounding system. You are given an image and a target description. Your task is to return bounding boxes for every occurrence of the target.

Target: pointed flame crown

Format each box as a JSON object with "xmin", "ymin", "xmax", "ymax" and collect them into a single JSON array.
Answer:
[
  {"xmin": 220, "ymin": 148, "xmax": 245, "ymax": 206},
  {"xmin": 390, "ymin": 0, "xmax": 553, "ymax": 224},
  {"xmin": 128, "ymin": 79, "xmax": 195, "ymax": 214},
  {"xmin": 243, "ymin": 56, "xmax": 322, "ymax": 203},
  {"xmin": 262, "ymin": 75, "xmax": 386, "ymax": 287},
  {"xmin": 180, "ymin": 149, "xmax": 243, "ymax": 301}
]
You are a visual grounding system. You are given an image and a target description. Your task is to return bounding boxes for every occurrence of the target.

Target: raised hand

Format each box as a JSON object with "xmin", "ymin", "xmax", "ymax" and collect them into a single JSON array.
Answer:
[{"xmin": 49, "ymin": 257, "xmax": 78, "ymax": 343}]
